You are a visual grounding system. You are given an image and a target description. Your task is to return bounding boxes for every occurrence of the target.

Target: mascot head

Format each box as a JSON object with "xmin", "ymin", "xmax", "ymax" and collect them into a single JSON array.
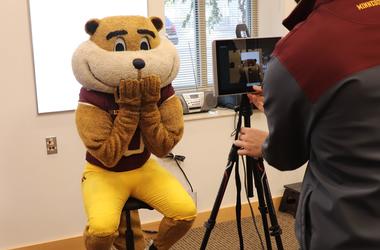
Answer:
[{"xmin": 72, "ymin": 15, "xmax": 180, "ymax": 93}]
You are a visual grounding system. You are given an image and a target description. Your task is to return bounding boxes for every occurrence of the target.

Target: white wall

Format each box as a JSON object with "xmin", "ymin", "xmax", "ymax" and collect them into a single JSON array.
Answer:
[
  {"xmin": 258, "ymin": 0, "xmax": 297, "ymax": 37},
  {"xmin": 0, "ymin": 0, "xmax": 302, "ymax": 249}
]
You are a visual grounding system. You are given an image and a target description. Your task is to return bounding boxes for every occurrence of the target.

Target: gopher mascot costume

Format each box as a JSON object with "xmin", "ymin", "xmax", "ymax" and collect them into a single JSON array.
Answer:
[{"xmin": 72, "ymin": 15, "xmax": 197, "ymax": 250}]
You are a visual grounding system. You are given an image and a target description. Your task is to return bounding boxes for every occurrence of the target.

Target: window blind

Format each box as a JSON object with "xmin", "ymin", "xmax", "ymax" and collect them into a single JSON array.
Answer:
[{"xmin": 164, "ymin": 0, "xmax": 258, "ymax": 91}]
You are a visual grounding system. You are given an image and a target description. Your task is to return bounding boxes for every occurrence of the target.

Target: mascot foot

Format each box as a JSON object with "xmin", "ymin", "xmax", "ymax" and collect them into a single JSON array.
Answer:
[
  {"xmin": 145, "ymin": 239, "xmax": 157, "ymax": 250},
  {"xmin": 84, "ymin": 233, "xmax": 116, "ymax": 250},
  {"xmin": 152, "ymin": 217, "xmax": 194, "ymax": 250}
]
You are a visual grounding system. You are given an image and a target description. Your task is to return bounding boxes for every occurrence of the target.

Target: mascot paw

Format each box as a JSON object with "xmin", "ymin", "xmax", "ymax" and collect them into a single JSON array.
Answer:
[
  {"xmin": 141, "ymin": 75, "xmax": 161, "ymax": 104},
  {"xmin": 114, "ymin": 79, "xmax": 142, "ymax": 109}
]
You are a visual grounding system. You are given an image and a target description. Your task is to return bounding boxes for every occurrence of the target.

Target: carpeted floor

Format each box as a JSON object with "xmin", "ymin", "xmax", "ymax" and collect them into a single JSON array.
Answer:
[{"xmin": 170, "ymin": 212, "xmax": 298, "ymax": 250}]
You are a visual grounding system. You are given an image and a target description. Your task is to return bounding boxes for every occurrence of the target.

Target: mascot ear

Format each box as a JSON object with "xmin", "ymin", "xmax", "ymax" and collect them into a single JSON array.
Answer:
[
  {"xmin": 150, "ymin": 16, "xmax": 163, "ymax": 32},
  {"xmin": 85, "ymin": 19, "xmax": 100, "ymax": 36}
]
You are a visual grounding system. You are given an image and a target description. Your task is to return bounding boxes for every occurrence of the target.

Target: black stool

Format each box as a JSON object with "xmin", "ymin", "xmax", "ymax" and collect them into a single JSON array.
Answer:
[
  {"xmin": 279, "ymin": 182, "xmax": 302, "ymax": 217},
  {"xmin": 123, "ymin": 197, "xmax": 153, "ymax": 250}
]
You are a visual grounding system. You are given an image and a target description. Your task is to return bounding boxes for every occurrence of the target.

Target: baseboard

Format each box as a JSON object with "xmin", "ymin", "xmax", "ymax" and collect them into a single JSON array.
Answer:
[{"xmin": 12, "ymin": 197, "xmax": 282, "ymax": 250}]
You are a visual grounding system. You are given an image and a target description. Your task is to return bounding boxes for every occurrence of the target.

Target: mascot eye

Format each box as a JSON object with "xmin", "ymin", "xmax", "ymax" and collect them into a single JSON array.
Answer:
[
  {"xmin": 114, "ymin": 38, "xmax": 127, "ymax": 52},
  {"xmin": 140, "ymin": 38, "xmax": 151, "ymax": 50}
]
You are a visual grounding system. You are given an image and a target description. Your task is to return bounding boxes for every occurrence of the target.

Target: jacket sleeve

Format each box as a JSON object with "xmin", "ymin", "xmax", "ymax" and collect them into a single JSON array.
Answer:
[
  {"xmin": 261, "ymin": 57, "xmax": 312, "ymax": 170},
  {"xmin": 139, "ymin": 96, "xmax": 184, "ymax": 157},
  {"xmin": 75, "ymin": 103, "xmax": 140, "ymax": 167}
]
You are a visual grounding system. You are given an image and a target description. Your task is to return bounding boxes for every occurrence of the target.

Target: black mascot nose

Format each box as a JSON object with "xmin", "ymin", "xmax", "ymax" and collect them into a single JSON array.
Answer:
[{"xmin": 133, "ymin": 58, "xmax": 145, "ymax": 70}]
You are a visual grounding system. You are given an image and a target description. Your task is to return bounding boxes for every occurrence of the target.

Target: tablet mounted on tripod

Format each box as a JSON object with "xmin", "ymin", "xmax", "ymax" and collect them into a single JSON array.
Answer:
[{"xmin": 200, "ymin": 24, "xmax": 283, "ymax": 250}]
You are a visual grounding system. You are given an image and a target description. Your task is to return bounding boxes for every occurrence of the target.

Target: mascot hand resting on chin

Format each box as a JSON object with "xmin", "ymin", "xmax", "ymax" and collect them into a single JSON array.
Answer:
[{"xmin": 72, "ymin": 15, "xmax": 197, "ymax": 250}]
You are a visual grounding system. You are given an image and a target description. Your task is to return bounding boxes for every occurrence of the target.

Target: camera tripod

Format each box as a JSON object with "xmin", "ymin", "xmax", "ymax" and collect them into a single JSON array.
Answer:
[{"xmin": 200, "ymin": 94, "xmax": 283, "ymax": 250}]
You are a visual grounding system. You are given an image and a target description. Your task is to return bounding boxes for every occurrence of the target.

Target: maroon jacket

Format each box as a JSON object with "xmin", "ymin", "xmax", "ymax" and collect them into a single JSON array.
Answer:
[{"xmin": 262, "ymin": 1, "xmax": 380, "ymax": 249}]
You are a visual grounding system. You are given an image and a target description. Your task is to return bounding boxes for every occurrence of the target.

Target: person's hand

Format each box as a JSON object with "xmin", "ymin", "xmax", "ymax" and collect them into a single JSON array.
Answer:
[
  {"xmin": 234, "ymin": 127, "xmax": 268, "ymax": 158},
  {"xmin": 247, "ymin": 85, "xmax": 264, "ymax": 112}
]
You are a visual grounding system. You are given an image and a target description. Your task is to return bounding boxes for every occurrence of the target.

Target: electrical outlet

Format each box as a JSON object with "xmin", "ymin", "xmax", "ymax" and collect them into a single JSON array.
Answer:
[{"xmin": 46, "ymin": 137, "xmax": 58, "ymax": 155}]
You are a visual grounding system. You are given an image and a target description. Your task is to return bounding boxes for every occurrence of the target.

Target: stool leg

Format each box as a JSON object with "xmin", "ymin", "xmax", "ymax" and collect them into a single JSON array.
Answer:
[{"xmin": 125, "ymin": 210, "xmax": 135, "ymax": 250}]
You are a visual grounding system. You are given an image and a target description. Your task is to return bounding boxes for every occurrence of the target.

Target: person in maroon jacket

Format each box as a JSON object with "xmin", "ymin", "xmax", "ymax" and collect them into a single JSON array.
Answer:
[{"xmin": 234, "ymin": 0, "xmax": 380, "ymax": 249}]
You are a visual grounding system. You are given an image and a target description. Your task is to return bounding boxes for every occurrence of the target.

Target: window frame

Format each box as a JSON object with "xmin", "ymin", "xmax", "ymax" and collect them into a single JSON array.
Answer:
[{"xmin": 164, "ymin": 0, "xmax": 258, "ymax": 93}]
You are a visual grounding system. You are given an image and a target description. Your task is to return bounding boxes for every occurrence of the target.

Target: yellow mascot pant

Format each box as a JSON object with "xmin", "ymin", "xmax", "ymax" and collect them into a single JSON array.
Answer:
[{"xmin": 81, "ymin": 158, "xmax": 196, "ymax": 250}]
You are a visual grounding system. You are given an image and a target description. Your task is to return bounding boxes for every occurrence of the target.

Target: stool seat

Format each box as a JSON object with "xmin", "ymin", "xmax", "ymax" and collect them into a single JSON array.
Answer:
[{"xmin": 123, "ymin": 197, "xmax": 153, "ymax": 211}]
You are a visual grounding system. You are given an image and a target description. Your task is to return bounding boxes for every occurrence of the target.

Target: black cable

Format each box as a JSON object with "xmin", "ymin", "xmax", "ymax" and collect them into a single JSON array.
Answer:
[
  {"xmin": 166, "ymin": 152, "xmax": 194, "ymax": 193},
  {"xmin": 230, "ymin": 108, "xmax": 240, "ymax": 137},
  {"xmin": 242, "ymin": 155, "xmax": 265, "ymax": 250},
  {"xmin": 233, "ymin": 106, "xmax": 245, "ymax": 250},
  {"xmin": 141, "ymin": 153, "xmax": 190, "ymax": 236},
  {"xmin": 235, "ymin": 156, "xmax": 245, "ymax": 250}
]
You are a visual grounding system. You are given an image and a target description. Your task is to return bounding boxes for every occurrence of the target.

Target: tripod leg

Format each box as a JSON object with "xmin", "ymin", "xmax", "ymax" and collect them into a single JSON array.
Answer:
[
  {"xmin": 200, "ymin": 161, "xmax": 235, "ymax": 250},
  {"xmin": 235, "ymin": 160, "xmax": 244, "ymax": 250},
  {"xmin": 259, "ymin": 162, "xmax": 284, "ymax": 250},
  {"xmin": 250, "ymin": 160, "xmax": 273, "ymax": 250},
  {"xmin": 239, "ymin": 94, "xmax": 273, "ymax": 249}
]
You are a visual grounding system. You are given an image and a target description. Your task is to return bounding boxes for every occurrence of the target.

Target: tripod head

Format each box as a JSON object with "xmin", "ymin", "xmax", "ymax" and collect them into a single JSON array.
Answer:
[
  {"xmin": 236, "ymin": 94, "xmax": 253, "ymax": 118},
  {"xmin": 228, "ymin": 94, "xmax": 269, "ymax": 212}
]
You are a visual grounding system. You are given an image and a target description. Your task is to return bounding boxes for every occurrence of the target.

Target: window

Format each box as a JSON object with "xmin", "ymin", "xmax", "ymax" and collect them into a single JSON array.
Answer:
[
  {"xmin": 164, "ymin": 0, "xmax": 257, "ymax": 91},
  {"xmin": 28, "ymin": 0, "xmax": 148, "ymax": 113}
]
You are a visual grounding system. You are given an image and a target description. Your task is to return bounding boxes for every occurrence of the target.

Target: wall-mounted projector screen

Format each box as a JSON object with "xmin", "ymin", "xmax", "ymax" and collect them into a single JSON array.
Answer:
[{"xmin": 28, "ymin": 0, "xmax": 148, "ymax": 113}]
